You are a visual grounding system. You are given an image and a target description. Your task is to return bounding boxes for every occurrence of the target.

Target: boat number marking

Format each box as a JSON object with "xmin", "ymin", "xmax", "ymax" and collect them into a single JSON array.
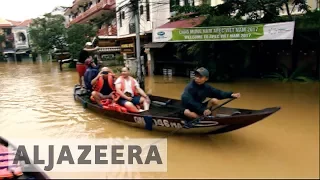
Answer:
[
  {"xmin": 133, "ymin": 116, "xmax": 146, "ymax": 125},
  {"xmin": 133, "ymin": 116, "xmax": 183, "ymax": 129}
]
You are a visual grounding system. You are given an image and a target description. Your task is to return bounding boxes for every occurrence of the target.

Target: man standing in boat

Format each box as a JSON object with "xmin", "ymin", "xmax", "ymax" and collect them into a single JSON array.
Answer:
[
  {"xmin": 90, "ymin": 67, "xmax": 116, "ymax": 107},
  {"xmin": 76, "ymin": 42, "xmax": 99, "ymax": 90},
  {"xmin": 114, "ymin": 67, "xmax": 150, "ymax": 113},
  {"xmin": 181, "ymin": 67, "xmax": 241, "ymax": 119}
]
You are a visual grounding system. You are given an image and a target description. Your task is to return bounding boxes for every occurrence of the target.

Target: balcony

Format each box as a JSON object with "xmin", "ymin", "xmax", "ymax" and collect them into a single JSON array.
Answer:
[
  {"xmin": 68, "ymin": 0, "xmax": 115, "ymax": 25},
  {"xmin": 5, "ymin": 33, "xmax": 14, "ymax": 42},
  {"xmin": 97, "ymin": 25, "xmax": 117, "ymax": 36}
]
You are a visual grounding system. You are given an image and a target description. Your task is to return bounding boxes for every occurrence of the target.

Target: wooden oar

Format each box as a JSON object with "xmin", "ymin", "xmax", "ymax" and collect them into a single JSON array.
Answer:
[{"xmin": 210, "ymin": 97, "xmax": 236, "ymax": 112}]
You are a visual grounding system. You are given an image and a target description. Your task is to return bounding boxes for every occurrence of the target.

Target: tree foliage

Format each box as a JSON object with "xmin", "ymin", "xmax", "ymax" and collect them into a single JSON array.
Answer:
[
  {"xmin": 28, "ymin": 13, "xmax": 67, "ymax": 54},
  {"xmin": 65, "ymin": 23, "xmax": 97, "ymax": 60},
  {"xmin": 28, "ymin": 12, "xmax": 98, "ymax": 60},
  {"xmin": 219, "ymin": 0, "xmax": 309, "ymax": 22}
]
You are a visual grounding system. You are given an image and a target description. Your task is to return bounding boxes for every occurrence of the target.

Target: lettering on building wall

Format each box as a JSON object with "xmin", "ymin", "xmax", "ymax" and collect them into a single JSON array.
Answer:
[
  {"xmin": 121, "ymin": 43, "xmax": 134, "ymax": 48},
  {"xmin": 121, "ymin": 43, "xmax": 134, "ymax": 54}
]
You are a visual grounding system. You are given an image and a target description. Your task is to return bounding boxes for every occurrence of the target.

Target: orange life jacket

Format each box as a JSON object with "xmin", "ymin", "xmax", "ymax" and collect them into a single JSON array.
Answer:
[
  {"xmin": 117, "ymin": 76, "xmax": 138, "ymax": 96},
  {"xmin": 93, "ymin": 74, "xmax": 115, "ymax": 92},
  {"xmin": 92, "ymin": 73, "xmax": 120, "ymax": 101}
]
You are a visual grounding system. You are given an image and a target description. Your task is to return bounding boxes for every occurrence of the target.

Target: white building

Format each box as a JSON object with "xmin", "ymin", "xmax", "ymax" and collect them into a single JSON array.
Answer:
[
  {"xmin": 115, "ymin": 0, "xmax": 225, "ymax": 37},
  {"xmin": 116, "ymin": 0, "xmax": 170, "ymax": 37}
]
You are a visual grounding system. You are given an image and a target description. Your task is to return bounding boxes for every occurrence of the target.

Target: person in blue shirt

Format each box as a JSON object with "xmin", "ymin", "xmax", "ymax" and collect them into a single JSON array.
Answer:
[
  {"xmin": 181, "ymin": 67, "xmax": 241, "ymax": 119},
  {"xmin": 83, "ymin": 58, "xmax": 100, "ymax": 91}
]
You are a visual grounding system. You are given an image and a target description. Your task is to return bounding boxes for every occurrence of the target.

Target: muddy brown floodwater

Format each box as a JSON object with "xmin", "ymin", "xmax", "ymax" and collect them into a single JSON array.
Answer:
[{"xmin": 0, "ymin": 60, "xmax": 319, "ymax": 179}]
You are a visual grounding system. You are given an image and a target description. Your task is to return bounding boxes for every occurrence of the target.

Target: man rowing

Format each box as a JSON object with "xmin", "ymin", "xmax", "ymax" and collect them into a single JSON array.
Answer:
[{"xmin": 181, "ymin": 67, "xmax": 241, "ymax": 119}]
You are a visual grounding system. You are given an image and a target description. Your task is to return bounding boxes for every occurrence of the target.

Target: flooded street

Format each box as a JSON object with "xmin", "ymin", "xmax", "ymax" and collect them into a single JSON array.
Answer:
[{"xmin": 0, "ymin": 60, "xmax": 319, "ymax": 179}]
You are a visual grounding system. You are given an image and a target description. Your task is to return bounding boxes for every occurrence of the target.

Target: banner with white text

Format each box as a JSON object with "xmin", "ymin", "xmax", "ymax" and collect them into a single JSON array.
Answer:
[
  {"xmin": 152, "ymin": 21, "xmax": 295, "ymax": 42},
  {"xmin": 1, "ymin": 138, "xmax": 167, "ymax": 173}
]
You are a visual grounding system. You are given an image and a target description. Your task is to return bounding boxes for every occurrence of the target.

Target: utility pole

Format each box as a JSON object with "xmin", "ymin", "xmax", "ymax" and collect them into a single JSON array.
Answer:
[{"xmin": 131, "ymin": 0, "xmax": 145, "ymax": 90}]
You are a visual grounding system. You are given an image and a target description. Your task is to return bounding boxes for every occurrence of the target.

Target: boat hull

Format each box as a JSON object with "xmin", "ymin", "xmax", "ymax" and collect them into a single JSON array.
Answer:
[
  {"xmin": 0, "ymin": 136, "xmax": 51, "ymax": 179},
  {"xmin": 74, "ymin": 85, "xmax": 280, "ymax": 135}
]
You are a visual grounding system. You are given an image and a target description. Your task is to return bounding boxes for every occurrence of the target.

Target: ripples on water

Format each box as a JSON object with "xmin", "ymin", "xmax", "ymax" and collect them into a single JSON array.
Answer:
[{"xmin": 0, "ymin": 60, "xmax": 319, "ymax": 178}]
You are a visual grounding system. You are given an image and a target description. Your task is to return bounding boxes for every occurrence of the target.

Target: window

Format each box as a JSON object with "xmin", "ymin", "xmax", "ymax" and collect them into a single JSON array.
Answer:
[
  {"xmin": 140, "ymin": 5, "xmax": 144, "ymax": 15},
  {"xmin": 146, "ymin": 0, "xmax": 150, "ymax": 21},
  {"xmin": 129, "ymin": 23, "xmax": 135, "ymax": 34},
  {"xmin": 122, "ymin": 11, "xmax": 125, "ymax": 19},
  {"xmin": 202, "ymin": 0, "xmax": 210, "ymax": 5}
]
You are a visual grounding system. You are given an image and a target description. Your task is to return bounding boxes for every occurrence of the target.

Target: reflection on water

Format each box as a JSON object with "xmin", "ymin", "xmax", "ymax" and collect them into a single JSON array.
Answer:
[{"xmin": 0, "ymin": 60, "xmax": 319, "ymax": 178}]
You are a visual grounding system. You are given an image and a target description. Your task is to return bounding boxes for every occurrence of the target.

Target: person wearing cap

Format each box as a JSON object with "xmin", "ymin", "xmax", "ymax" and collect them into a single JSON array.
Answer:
[
  {"xmin": 181, "ymin": 67, "xmax": 241, "ymax": 119},
  {"xmin": 76, "ymin": 42, "xmax": 99, "ymax": 89}
]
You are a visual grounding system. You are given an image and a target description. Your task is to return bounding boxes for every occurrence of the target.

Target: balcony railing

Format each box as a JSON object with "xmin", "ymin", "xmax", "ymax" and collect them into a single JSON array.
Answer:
[
  {"xmin": 97, "ymin": 26, "xmax": 117, "ymax": 36},
  {"xmin": 69, "ymin": 0, "xmax": 115, "ymax": 25}
]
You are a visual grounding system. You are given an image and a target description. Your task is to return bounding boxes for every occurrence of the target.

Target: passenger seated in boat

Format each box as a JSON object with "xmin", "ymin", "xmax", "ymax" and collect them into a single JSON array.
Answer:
[
  {"xmin": 84, "ymin": 58, "xmax": 99, "ymax": 92},
  {"xmin": 114, "ymin": 67, "xmax": 150, "ymax": 113},
  {"xmin": 181, "ymin": 67, "xmax": 241, "ymax": 119},
  {"xmin": 90, "ymin": 67, "xmax": 117, "ymax": 107}
]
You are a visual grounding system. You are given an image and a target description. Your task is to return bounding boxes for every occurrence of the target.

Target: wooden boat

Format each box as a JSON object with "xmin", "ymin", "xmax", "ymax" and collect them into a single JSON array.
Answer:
[
  {"xmin": 74, "ymin": 85, "xmax": 280, "ymax": 134},
  {"xmin": 0, "ymin": 136, "xmax": 51, "ymax": 179}
]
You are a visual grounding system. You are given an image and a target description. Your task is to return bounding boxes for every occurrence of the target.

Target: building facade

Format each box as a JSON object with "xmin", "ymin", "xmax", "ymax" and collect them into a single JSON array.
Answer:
[
  {"xmin": 64, "ymin": 0, "xmax": 117, "ymax": 36},
  {"xmin": 0, "ymin": 19, "xmax": 32, "ymax": 59},
  {"xmin": 0, "ymin": 18, "xmax": 15, "ymax": 56},
  {"xmin": 64, "ymin": 0, "xmax": 121, "ymax": 61}
]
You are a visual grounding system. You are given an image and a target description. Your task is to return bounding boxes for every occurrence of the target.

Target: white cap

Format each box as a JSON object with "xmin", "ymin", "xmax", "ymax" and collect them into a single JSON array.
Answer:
[{"xmin": 85, "ymin": 42, "xmax": 92, "ymax": 46}]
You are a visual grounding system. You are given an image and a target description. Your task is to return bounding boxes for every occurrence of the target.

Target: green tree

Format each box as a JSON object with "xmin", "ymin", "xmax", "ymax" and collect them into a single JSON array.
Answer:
[
  {"xmin": 65, "ymin": 23, "xmax": 97, "ymax": 60},
  {"xmin": 28, "ymin": 13, "xmax": 67, "ymax": 55},
  {"xmin": 220, "ymin": 0, "xmax": 309, "ymax": 22}
]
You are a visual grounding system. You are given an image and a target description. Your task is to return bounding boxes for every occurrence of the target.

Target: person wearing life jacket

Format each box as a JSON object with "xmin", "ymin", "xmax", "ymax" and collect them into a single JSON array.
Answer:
[
  {"xmin": 90, "ymin": 67, "xmax": 117, "ymax": 107},
  {"xmin": 114, "ymin": 67, "xmax": 150, "ymax": 113}
]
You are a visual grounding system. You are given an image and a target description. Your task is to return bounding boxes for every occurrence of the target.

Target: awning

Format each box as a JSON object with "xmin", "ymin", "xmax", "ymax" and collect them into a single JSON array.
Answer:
[
  {"xmin": 144, "ymin": 42, "xmax": 166, "ymax": 48},
  {"xmin": 156, "ymin": 16, "xmax": 206, "ymax": 29}
]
